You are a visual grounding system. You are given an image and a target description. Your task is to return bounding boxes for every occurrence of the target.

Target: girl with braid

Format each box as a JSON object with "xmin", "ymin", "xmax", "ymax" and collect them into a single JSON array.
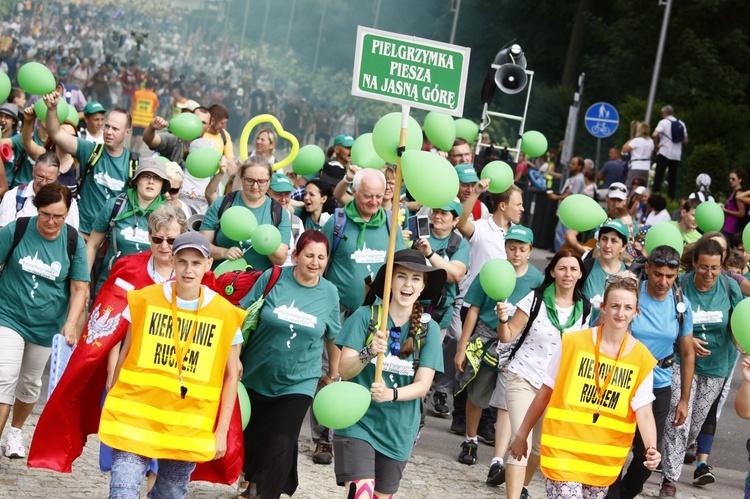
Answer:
[{"xmin": 335, "ymin": 249, "xmax": 446, "ymax": 498}]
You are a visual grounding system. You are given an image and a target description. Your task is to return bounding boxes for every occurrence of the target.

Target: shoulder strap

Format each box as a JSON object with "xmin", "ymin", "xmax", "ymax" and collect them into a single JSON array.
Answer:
[
  {"xmin": 366, "ymin": 304, "xmax": 381, "ymax": 345},
  {"xmin": 437, "ymin": 231, "xmax": 462, "ymax": 258},
  {"xmin": 330, "ymin": 207, "xmax": 348, "ymax": 254},
  {"xmin": 262, "ymin": 265, "xmax": 282, "ymax": 298},
  {"xmin": 128, "ymin": 150, "xmax": 140, "ymax": 178},
  {"xmin": 108, "ymin": 193, "xmax": 129, "ymax": 229},
  {"xmin": 673, "ymin": 282, "xmax": 685, "ymax": 331},
  {"xmin": 65, "ymin": 224, "xmax": 78, "ymax": 267},
  {"xmin": 509, "ymin": 289, "xmax": 544, "ymax": 361},
  {"xmin": 85, "ymin": 142, "xmax": 105, "ymax": 177},
  {"xmin": 270, "ymin": 199, "xmax": 283, "ymax": 227},
  {"xmin": 5, "ymin": 217, "xmax": 30, "ymax": 268},
  {"xmin": 14, "ymin": 184, "xmax": 27, "ymax": 214},
  {"xmin": 220, "ymin": 129, "xmax": 227, "ymax": 146},
  {"xmin": 583, "ymin": 256, "xmax": 597, "ymax": 277},
  {"xmin": 215, "ymin": 191, "xmax": 239, "ymax": 231}
]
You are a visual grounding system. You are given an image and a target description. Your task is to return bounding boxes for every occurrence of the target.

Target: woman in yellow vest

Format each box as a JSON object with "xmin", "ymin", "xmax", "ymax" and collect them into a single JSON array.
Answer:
[
  {"xmin": 506, "ymin": 273, "xmax": 661, "ymax": 498},
  {"xmin": 99, "ymin": 232, "xmax": 246, "ymax": 498}
]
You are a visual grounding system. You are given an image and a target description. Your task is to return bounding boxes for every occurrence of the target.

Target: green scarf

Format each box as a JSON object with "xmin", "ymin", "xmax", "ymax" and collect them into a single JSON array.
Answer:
[
  {"xmin": 114, "ymin": 187, "xmax": 167, "ymax": 222},
  {"xmin": 343, "ymin": 200, "xmax": 387, "ymax": 249},
  {"xmin": 542, "ymin": 283, "xmax": 583, "ymax": 333}
]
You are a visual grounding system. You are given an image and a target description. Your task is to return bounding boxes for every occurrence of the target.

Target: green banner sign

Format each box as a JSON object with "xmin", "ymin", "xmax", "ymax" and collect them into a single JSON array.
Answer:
[{"xmin": 352, "ymin": 27, "xmax": 471, "ymax": 116}]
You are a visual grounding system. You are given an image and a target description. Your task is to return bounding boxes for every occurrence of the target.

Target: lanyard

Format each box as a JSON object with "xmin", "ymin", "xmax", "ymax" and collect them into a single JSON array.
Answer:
[
  {"xmin": 592, "ymin": 326, "xmax": 628, "ymax": 423},
  {"xmin": 170, "ymin": 284, "xmax": 204, "ymax": 399}
]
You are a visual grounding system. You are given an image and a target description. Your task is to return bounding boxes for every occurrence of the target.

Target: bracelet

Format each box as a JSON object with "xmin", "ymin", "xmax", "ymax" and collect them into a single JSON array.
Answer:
[
  {"xmin": 392, "ymin": 387, "xmax": 398, "ymax": 402},
  {"xmin": 344, "ymin": 177, "xmax": 353, "ymax": 184},
  {"xmin": 326, "ymin": 372, "xmax": 342, "ymax": 382},
  {"xmin": 426, "ymin": 251, "xmax": 435, "ymax": 259},
  {"xmin": 359, "ymin": 344, "xmax": 375, "ymax": 364}
]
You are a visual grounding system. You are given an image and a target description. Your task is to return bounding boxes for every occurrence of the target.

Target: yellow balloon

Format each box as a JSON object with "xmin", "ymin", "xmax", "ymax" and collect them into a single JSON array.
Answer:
[{"xmin": 239, "ymin": 114, "xmax": 300, "ymax": 171}]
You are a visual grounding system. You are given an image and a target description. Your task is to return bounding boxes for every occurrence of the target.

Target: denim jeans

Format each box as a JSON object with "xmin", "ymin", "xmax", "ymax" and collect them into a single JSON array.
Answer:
[{"xmin": 110, "ymin": 449, "xmax": 196, "ymax": 499}]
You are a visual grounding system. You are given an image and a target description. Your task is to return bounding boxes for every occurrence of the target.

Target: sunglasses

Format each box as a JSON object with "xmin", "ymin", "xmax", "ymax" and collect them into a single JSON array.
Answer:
[
  {"xmin": 608, "ymin": 185, "xmax": 627, "ymax": 193},
  {"xmin": 389, "ymin": 327, "xmax": 402, "ymax": 356},
  {"xmin": 606, "ymin": 275, "xmax": 638, "ymax": 287},
  {"xmin": 648, "ymin": 257, "xmax": 679, "ymax": 269},
  {"xmin": 151, "ymin": 236, "xmax": 176, "ymax": 246},
  {"xmin": 168, "ymin": 187, "xmax": 181, "ymax": 195}
]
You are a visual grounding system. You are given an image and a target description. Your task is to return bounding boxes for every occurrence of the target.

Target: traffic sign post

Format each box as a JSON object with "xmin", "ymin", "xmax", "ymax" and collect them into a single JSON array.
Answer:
[{"xmin": 584, "ymin": 102, "xmax": 619, "ymax": 169}]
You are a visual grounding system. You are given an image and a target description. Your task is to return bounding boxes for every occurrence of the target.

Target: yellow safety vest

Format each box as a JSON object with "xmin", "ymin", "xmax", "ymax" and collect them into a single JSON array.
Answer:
[
  {"xmin": 540, "ymin": 329, "xmax": 656, "ymax": 487},
  {"xmin": 99, "ymin": 283, "xmax": 246, "ymax": 462}
]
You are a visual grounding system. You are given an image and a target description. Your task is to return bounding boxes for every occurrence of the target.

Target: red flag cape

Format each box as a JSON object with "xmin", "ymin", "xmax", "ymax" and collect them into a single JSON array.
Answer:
[{"xmin": 27, "ymin": 251, "xmax": 245, "ymax": 485}]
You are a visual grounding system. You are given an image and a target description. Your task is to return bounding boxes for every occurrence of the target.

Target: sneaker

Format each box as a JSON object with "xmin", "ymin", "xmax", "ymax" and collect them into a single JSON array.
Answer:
[
  {"xmin": 4, "ymin": 427, "xmax": 25, "ymax": 459},
  {"xmin": 520, "ymin": 486, "xmax": 530, "ymax": 499},
  {"xmin": 477, "ymin": 425, "xmax": 496, "ymax": 445},
  {"xmin": 449, "ymin": 419, "xmax": 466, "ymax": 435},
  {"xmin": 684, "ymin": 440, "xmax": 697, "ymax": 464},
  {"xmin": 458, "ymin": 440, "xmax": 478, "ymax": 465},
  {"xmin": 312, "ymin": 442, "xmax": 333, "ymax": 465},
  {"xmin": 432, "ymin": 391, "xmax": 450, "ymax": 417},
  {"xmin": 658, "ymin": 481, "xmax": 677, "ymax": 498},
  {"xmin": 693, "ymin": 463, "xmax": 715, "ymax": 485},
  {"xmin": 486, "ymin": 461, "xmax": 506, "ymax": 486}
]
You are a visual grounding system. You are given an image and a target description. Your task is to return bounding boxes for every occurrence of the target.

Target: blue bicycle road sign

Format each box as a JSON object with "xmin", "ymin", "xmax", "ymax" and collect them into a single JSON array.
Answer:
[{"xmin": 584, "ymin": 102, "xmax": 619, "ymax": 138}]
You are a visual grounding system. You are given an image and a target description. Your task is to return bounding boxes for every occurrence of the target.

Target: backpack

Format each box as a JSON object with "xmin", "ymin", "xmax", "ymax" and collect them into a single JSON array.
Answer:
[
  {"xmin": 366, "ymin": 303, "xmax": 427, "ymax": 371},
  {"xmin": 238, "ymin": 265, "xmax": 282, "ymax": 353},
  {"xmin": 214, "ymin": 191, "xmax": 283, "ymax": 232},
  {"xmin": 669, "ymin": 118, "xmax": 685, "ymax": 144},
  {"xmin": 80, "ymin": 143, "xmax": 140, "ymax": 192},
  {"xmin": 217, "ymin": 263, "xmax": 282, "ymax": 306},
  {"xmin": 324, "ymin": 207, "xmax": 392, "ymax": 276},
  {"xmin": 508, "ymin": 288, "xmax": 592, "ymax": 361},
  {"xmin": 1, "ymin": 217, "xmax": 78, "ymax": 274},
  {"xmin": 427, "ymin": 231, "xmax": 464, "ymax": 323}
]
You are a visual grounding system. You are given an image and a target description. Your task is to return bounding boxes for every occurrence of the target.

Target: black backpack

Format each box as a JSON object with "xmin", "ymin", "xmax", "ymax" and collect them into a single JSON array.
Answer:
[{"xmin": 669, "ymin": 118, "xmax": 685, "ymax": 144}]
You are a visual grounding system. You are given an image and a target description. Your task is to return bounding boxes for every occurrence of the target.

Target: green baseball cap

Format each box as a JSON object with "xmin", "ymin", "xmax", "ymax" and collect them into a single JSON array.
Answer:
[
  {"xmin": 438, "ymin": 198, "xmax": 463, "ymax": 217},
  {"xmin": 334, "ymin": 134, "xmax": 354, "ymax": 147},
  {"xmin": 455, "ymin": 163, "xmax": 479, "ymax": 183},
  {"xmin": 505, "ymin": 225, "xmax": 534, "ymax": 245},
  {"xmin": 83, "ymin": 101, "xmax": 105, "ymax": 115},
  {"xmin": 599, "ymin": 219, "xmax": 629, "ymax": 243},
  {"xmin": 269, "ymin": 172, "xmax": 294, "ymax": 193}
]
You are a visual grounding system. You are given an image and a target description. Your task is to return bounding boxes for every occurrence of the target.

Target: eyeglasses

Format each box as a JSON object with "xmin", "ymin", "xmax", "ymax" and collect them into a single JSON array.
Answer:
[
  {"xmin": 606, "ymin": 275, "xmax": 638, "ymax": 287},
  {"xmin": 151, "ymin": 236, "xmax": 176, "ymax": 246},
  {"xmin": 696, "ymin": 264, "xmax": 722, "ymax": 274},
  {"xmin": 139, "ymin": 172, "xmax": 161, "ymax": 183},
  {"xmin": 649, "ymin": 257, "xmax": 679, "ymax": 269},
  {"xmin": 242, "ymin": 177, "xmax": 270, "ymax": 186},
  {"xmin": 168, "ymin": 186, "xmax": 181, "ymax": 195},
  {"xmin": 389, "ymin": 327, "xmax": 402, "ymax": 356},
  {"xmin": 38, "ymin": 211, "xmax": 66, "ymax": 223},
  {"xmin": 33, "ymin": 174, "xmax": 57, "ymax": 184}
]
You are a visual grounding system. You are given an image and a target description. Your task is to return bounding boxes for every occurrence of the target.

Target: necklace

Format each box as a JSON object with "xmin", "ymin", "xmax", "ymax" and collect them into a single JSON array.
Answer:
[
  {"xmin": 170, "ymin": 284, "xmax": 204, "ymax": 399},
  {"xmin": 592, "ymin": 326, "xmax": 629, "ymax": 423}
]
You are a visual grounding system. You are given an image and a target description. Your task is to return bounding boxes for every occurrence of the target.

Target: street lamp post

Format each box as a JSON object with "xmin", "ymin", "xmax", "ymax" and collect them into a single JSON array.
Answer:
[{"xmin": 645, "ymin": 0, "xmax": 673, "ymax": 124}]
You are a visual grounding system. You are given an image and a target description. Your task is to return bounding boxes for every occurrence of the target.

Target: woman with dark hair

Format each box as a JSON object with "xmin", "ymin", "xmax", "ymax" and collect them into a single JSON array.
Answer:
[
  {"xmin": 85, "ymin": 158, "xmax": 170, "ymax": 295},
  {"xmin": 0, "ymin": 182, "xmax": 89, "ymax": 460},
  {"xmin": 333, "ymin": 249, "xmax": 446, "ymax": 497},
  {"xmin": 238, "ymin": 230, "xmax": 341, "ymax": 499},
  {"xmin": 508, "ymin": 273, "xmax": 660, "ymax": 498},
  {"xmin": 496, "ymin": 249, "xmax": 592, "ymax": 499},
  {"xmin": 722, "ymin": 168, "xmax": 745, "ymax": 237},
  {"xmin": 644, "ymin": 193, "xmax": 670, "ymax": 227},
  {"xmin": 301, "ymin": 178, "xmax": 335, "ymax": 230}
]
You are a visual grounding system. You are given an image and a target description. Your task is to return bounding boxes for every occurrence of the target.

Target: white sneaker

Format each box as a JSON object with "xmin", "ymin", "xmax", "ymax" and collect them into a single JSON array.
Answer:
[{"xmin": 5, "ymin": 427, "xmax": 25, "ymax": 458}]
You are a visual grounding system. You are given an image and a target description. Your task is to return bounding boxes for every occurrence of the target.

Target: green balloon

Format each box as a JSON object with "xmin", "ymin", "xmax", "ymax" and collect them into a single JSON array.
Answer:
[
  {"xmin": 645, "ymin": 221, "xmax": 684, "ymax": 256},
  {"xmin": 351, "ymin": 133, "xmax": 386, "ymax": 169},
  {"xmin": 423, "ymin": 111, "xmax": 456, "ymax": 151},
  {"xmin": 402, "ymin": 150, "xmax": 459, "ymax": 208},
  {"xmin": 220, "ymin": 206, "xmax": 258, "ymax": 242},
  {"xmin": 694, "ymin": 201, "xmax": 725, "ymax": 233},
  {"xmin": 479, "ymin": 259, "xmax": 517, "ymax": 301},
  {"xmin": 371, "ymin": 112, "xmax": 423, "ymax": 164},
  {"xmin": 312, "ymin": 381, "xmax": 371, "ymax": 430},
  {"xmin": 185, "ymin": 147, "xmax": 221, "ymax": 179},
  {"xmin": 155, "ymin": 156, "xmax": 170, "ymax": 163},
  {"xmin": 730, "ymin": 298, "xmax": 750, "ymax": 354},
  {"xmin": 169, "ymin": 112, "xmax": 204, "ymax": 141},
  {"xmin": 214, "ymin": 258, "xmax": 248, "ymax": 277},
  {"xmin": 237, "ymin": 382, "xmax": 251, "ymax": 430},
  {"xmin": 251, "ymin": 224, "xmax": 281, "ymax": 255},
  {"xmin": 558, "ymin": 194, "xmax": 607, "ymax": 232},
  {"xmin": 480, "ymin": 161, "xmax": 514, "ymax": 193},
  {"xmin": 66, "ymin": 104, "xmax": 79, "ymax": 127},
  {"xmin": 34, "ymin": 98, "xmax": 69, "ymax": 123},
  {"xmin": 17, "ymin": 62, "xmax": 56, "ymax": 95},
  {"xmin": 743, "ymin": 224, "xmax": 750, "ymax": 254},
  {"xmin": 0, "ymin": 72, "xmax": 10, "ymax": 103},
  {"xmin": 521, "ymin": 130, "xmax": 548, "ymax": 157},
  {"xmin": 454, "ymin": 118, "xmax": 479, "ymax": 142},
  {"xmin": 293, "ymin": 144, "xmax": 325, "ymax": 176}
]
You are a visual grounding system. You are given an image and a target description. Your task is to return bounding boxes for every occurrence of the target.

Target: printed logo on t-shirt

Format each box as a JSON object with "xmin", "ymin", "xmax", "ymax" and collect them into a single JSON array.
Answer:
[
  {"xmin": 19, "ymin": 252, "xmax": 61, "ymax": 281},
  {"xmin": 350, "ymin": 242, "xmax": 386, "ymax": 264},
  {"xmin": 94, "ymin": 171, "xmax": 126, "ymax": 191},
  {"xmin": 273, "ymin": 301, "xmax": 318, "ymax": 328},
  {"xmin": 376, "ymin": 353, "xmax": 415, "ymax": 377},
  {"xmin": 692, "ymin": 306, "xmax": 723, "ymax": 329},
  {"xmin": 120, "ymin": 226, "xmax": 150, "ymax": 249}
]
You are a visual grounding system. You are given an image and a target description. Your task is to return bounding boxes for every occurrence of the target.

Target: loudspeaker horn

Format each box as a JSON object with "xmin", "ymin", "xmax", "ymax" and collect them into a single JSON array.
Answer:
[{"xmin": 492, "ymin": 44, "xmax": 528, "ymax": 95}]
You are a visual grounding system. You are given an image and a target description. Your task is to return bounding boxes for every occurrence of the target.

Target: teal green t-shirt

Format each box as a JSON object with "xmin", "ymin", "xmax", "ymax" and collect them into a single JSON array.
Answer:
[
  {"xmin": 9, "ymin": 131, "xmax": 43, "ymax": 188},
  {"xmin": 419, "ymin": 232, "xmax": 470, "ymax": 329},
  {"xmin": 304, "ymin": 215, "xmax": 324, "ymax": 231},
  {"xmin": 201, "ymin": 195, "xmax": 291, "ymax": 272},
  {"xmin": 91, "ymin": 196, "xmax": 151, "ymax": 294},
  {"xmin": 0, "ymin": 218, "xmax": 89, "ymax": 346},
  {"xmin": 335, "ymin": 305, "xmax": 443, "ymax": 461},
  {"xmin": 679, "ymin": 272, "xmax": 742, "ymax": 378},
  {"xmin": 582, "ymin": 258, "xmax": 626, "ymax": 323},
  {"xmin": 239, "ymin": 267, "xmax": 341, "ymax": 398},
  {"xmin": 322, "ymin": 209, "xmax": 405, "ymax": 312},
  {"xmin": 75, "ymin": 138, "xmax": 132, "ymax": 234},
  {"xmin": 464, "ymin": 264, "xmax": 544, "ymax": 328}
]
